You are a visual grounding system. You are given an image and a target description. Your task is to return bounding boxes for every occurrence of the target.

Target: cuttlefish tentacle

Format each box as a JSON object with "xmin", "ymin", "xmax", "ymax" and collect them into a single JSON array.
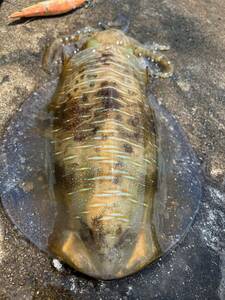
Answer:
[
  {"xmin": 42, "ymin": 27, "xmax": 97, "ymax": 72},
  {"xmin": 132, "ymin": 41, "xmax": 174, "ymax": 78}
]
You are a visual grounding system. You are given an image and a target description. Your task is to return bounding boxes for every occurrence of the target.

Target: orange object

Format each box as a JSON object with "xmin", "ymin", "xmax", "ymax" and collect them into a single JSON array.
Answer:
[{"xmin": 9, "ymin": 0, "xmax": 86, "ymax": 19}]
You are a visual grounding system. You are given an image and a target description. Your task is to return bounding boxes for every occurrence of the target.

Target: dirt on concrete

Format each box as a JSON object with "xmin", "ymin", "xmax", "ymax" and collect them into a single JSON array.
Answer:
[{"xmin": 0, "ymin": 0, "xmax": 224, "ymax": 299}]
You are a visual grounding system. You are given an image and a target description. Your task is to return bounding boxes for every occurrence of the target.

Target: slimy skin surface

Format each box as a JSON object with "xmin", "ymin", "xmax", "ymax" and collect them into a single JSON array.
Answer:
[
  {"xmin": 0, "ymin": 28, "xmax": 201, "ymax": 281},
  {"xmin": 47, "ymin": 29, "xmax": 168, "ymax": 279}
]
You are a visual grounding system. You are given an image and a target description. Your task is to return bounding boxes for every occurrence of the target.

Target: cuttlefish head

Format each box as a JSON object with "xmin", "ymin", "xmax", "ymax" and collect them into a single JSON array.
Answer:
[{"xmin": 84, "ymin": 29, "xmax": 135, "ymax": 55}]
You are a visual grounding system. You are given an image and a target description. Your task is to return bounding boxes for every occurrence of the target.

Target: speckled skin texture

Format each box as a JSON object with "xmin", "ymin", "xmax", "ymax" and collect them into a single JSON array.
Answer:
[
  {"xmin": 0, "ymin": 0, "xmax": 225, "ymax": 299},
  {"xmin": 47, "ymin": 29, "xmax": 159, "ymax": 279}
]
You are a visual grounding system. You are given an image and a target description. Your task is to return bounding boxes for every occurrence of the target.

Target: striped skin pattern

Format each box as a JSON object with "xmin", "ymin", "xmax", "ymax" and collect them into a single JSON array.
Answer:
[{"xmin": 47, "ymin": 29, "xmax": 172, "ymax": 279}]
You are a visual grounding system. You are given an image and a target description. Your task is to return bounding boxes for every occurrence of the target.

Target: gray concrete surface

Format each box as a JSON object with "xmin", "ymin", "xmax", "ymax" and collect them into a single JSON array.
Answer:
[{"xmin": 0, "ymin": 0, "xmax": 224, "ymax": 299}]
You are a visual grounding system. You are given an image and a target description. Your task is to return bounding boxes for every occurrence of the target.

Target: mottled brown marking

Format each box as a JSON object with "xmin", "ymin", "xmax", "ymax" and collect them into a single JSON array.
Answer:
[
  {"xmin": 135, "ymin": 132, "xmax": 143, "ymax": 142},
  {"xmin": 74, "ymin": 131, "xmax": 88, "ymax": 142},
  {"xmin": 113, "ymin": 176, "xmax": 120, "ymax": 184},
  {"xmin": 101, "ymin": 52, "xmax": 113, "ymax": 58},
  {"xmin": 87, "ymin": 74, "xmax": 98, "ymax": 80},
  {"xmin": 116, "ymin": 114, "xmax": 122, "ymax": 121},
  {"xmin": 102, "ymin": 61, "xmax": 110, "ymax": 66},
  {"xmin": 89, "ymin": 82, "xmax": 95, "ymax": 88},
  {"xmin": 92, "ymin": 215, "xmax": 103, "ymax": 232},
  {"xmin": 101, "ymin": 135, "xmax": 108, "ymax": 140},
  {"xmin": 114, "ymin": 161, "xmax": 124, "ymax": 168},
  {"xmin": 74, "ymin": 124, "xmax": 99, "ymax": 142},
  {"xmin": 120, "ymin": 129, "xmax": 143, "ymax": 143},
  {"xmin": 96, "ymin": 87, "xmax": 121, "ymax": 110},
  {"xmin": 129, "ymin": 115, "xmax": 140, "ymax": 127},
  {"xmin": 100, "ymin": 81, "xmax": 109, "ymax": 87},
  {"xmin": 97, "ymin": 87, "xmax": 119, "ymax": 99},
  {"xmin": 62, "ymin": 104, "xmax": 90, "ymax": 131},
  {"xmin": 100, "ymin": 52, "xmax": 114, "ymax": 65},
  {"xmin": 67, "ymin": 93, "xmax": 73, "ymax": 100},
  {"xmin": 123, "ymin": 143, "xmax": 133, "ymax": 153},
  {"xmin": 92, "ymin": 126, "xmax": 99, "ymax": 134},
  {"xmin": 78, "ymin": 63, "xmax": 85, "ymax": 73},
  {"xmin": 54, "ymin": 163, "xmax": 77, "ymax": 191},
  {"xmin": 116, "ymin": 226, "xmax": 122, "ymax": 236},
  {"xmin": 103, "ymin": 97, "xmax": 122, "ymax": 110},
  {"xmin": 81, "ymin": 94, "xmax": 88, "ymax": 102}
]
